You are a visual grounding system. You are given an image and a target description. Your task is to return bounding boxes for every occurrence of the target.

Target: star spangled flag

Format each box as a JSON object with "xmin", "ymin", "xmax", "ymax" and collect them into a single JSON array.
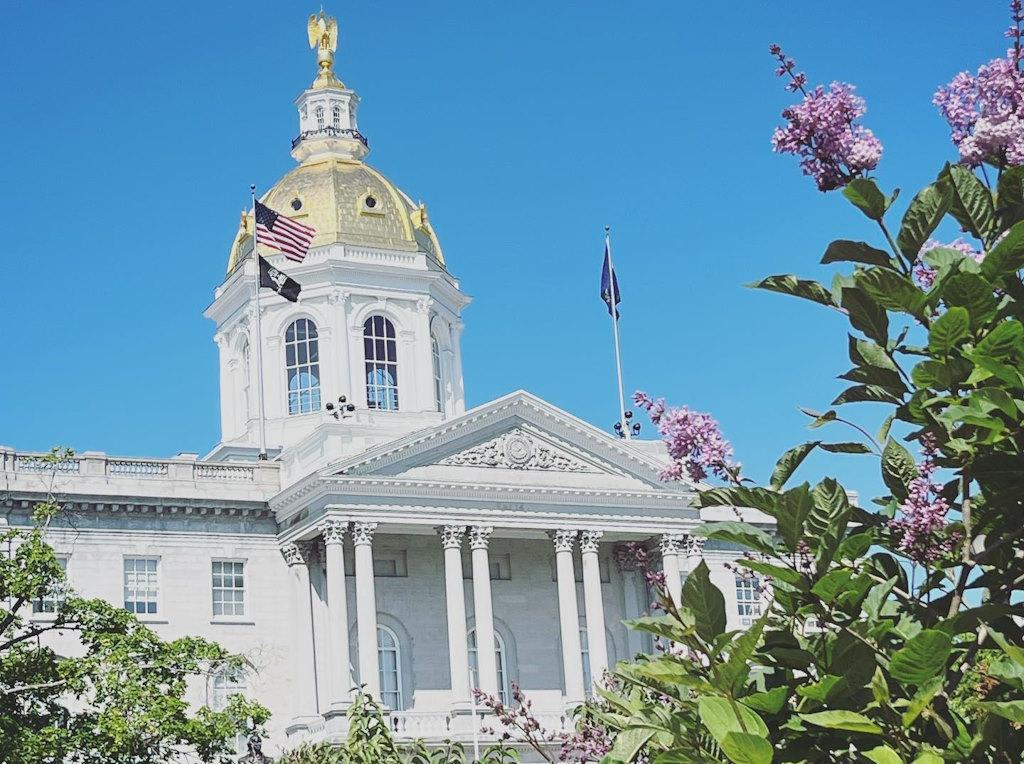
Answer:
[
  {"xmin": 600, "ymin": 241, "xmax": 621, "ymax": 318},
  {"xmin": 259, "ymin": 255, "xmax": 302, "ymax": 303},
  {"xmin": 254, "ymin": 200, "xmax": 316, "ymax": 262}
]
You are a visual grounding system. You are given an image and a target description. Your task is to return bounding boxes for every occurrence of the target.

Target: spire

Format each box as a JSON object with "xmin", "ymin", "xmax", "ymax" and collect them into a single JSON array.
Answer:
[
  {"xmin": 307, "ymin": 10, "xmax": 343, "ymax": 89},
  {"xmin": 292, "ymin": 10, "xmax": 368, "ymax": 164}
]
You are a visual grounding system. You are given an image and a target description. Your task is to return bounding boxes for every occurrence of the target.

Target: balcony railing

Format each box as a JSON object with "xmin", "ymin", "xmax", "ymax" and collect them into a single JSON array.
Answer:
[{"xmin": 292, "ymin": 126, "xmax": 368, "ymax": 149}]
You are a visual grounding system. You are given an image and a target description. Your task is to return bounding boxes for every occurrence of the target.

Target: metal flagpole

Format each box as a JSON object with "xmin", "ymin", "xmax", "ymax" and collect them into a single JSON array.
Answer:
[
  {"xmin": 250, "ymin": 185, "xmax": 269, "ymax": 460},
  {"xmin": 605, "ymin": 226, "xmax": 630, "ymax": 440}
]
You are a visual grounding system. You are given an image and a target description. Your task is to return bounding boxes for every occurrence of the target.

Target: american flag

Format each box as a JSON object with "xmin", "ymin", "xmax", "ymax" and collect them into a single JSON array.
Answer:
[{"xmin": 254, "ymin": 200, "xmax": 316, "ymax": 262}]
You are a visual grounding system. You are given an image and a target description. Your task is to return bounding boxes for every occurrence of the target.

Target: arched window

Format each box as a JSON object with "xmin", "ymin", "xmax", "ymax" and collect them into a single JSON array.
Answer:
[
  {"xmin": 209, "ymin": 666, "xmax": 249, "ymax": 753},
  {"xmin": 377, "ymin": 625, "xmax": 403, "ymax": 709},
  {"xmin": 468, "ymin": 629, "xmax": 509, "ymax": 705},
  {"xmin": 580, "ymin": 626, "xmax": 592, "ymax": 696},
  {"xmin": 431, "ymin": 335, "xmax": 443, "ymax": 412},
  {"xmin": 285, "ymin": 319, "xmax": 321, "ymax": 415},
  {"xmin": 332, "ymin": 104, "xmax": 342, "ymax": 129},
  {"xmin": 315, "ymin": 105, "xmax": 325, "ymax": 130},
  {"xmin": 735, "ymin": 573, "xmax": 763, "ymax": 626},
  {"xmin": 364, "ymin": 316, "xmax": 399, "ymax": 411}
]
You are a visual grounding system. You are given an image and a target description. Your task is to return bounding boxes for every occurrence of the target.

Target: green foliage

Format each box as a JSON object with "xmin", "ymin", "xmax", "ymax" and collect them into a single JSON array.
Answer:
[
  {"xmin": 585, "ymin": 159, "xmax": 1024, "ymax": 762},
  {"xmin": 0, "ymin": 450, "xmax": 268, "ymax": 764}
]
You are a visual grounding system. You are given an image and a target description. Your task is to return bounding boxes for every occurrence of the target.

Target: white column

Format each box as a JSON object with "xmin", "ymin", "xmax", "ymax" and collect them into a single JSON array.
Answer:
[
  {"xmin": 322, "ymin": 519, "xmax": 353, "ymax": 709},
  {"xmin": 281, "ymin": 542, "xmax": 319, "ymax": 724},
  {"xmin": 439, "ymin": 525, "xmax": 470, "ymax": 707},
  {"xmin": 579, "ymin": 530, "xmax": 609, "ymax": 688},
  {"xmin": 660, "ymin": 534, "xmax": 684, "ymax": 607},
  {"xmin": 469, "ymin": 525, "xmax": 498, "ymax": 696},
  {"xmin": 551, "ymin": 529, "xmax": 585, "ymax": 706},
  {"xmin": 352, "ymin": 522, "xmax": 380, "ymax": 701},
  {"xmin": 683, "ymin": 534, "xmax": 705, "ymax": 574}
]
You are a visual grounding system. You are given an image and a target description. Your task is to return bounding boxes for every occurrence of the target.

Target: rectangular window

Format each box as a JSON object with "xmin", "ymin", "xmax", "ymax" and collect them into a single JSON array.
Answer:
[
  {"xmin": 373, "ymin": 550, "xmax": 407, "ymax": 577},
  {"xmin": 33, "ymin": 556, "xmax": 68, "ymax": 613},
  {"xmin": 736, "ymin": 574, "xmax": 762, "ymax": 627},
  {"xmin": 462, "ymin": 553, "xmax": 511, "ymax": 581},
  {"xmin": 123, "ymin": 557, "xmax": 159, "ymax": 615},
  {"xmin": 212, "ymin": 560, "xmax": 245, "ymax": 617}
]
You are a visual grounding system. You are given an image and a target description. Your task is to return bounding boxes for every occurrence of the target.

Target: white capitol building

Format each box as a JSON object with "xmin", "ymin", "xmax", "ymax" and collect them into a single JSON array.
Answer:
[{"xmin": 1, "ymin": 16, "xmax": 773, "ymax": 758}]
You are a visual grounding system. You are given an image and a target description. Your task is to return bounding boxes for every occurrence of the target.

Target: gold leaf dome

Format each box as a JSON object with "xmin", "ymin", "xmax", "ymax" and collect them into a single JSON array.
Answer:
[{"xmin": 226, "ymin": 158, "xmax": 444, "ymax": 273}]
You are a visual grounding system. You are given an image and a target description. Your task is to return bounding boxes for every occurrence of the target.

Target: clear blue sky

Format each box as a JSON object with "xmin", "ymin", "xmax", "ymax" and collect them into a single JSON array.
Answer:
[{"xmin": 0, "ymin": 2, "xmax": 1009, "ymax": 498}]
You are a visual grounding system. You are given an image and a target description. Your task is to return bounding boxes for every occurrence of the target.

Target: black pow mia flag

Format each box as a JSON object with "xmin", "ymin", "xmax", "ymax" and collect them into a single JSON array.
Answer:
[{"xmin": 258, "ymin": 255, "xmax": 301, "ymax": 303}]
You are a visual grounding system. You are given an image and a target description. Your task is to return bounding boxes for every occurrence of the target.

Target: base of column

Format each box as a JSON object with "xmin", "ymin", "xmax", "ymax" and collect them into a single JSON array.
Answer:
[
  {"xmin": 447, "ymin": 706, "xmax": 492, "ymax": 735},
  {"xmin": 285, "ymin": 714, "xmax": 325, "ymax": 737}
]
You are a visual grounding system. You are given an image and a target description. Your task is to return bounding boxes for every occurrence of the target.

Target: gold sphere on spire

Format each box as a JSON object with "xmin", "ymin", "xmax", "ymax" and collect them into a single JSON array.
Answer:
[{"xmin": 307, "ymin": 10, "xmax": 343, "ymax": 89}]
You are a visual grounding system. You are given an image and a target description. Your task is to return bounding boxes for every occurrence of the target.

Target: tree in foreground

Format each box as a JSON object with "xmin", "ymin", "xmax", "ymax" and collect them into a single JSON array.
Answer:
[
  {"xmin": 0, "ymin": 448, "xmax": 269, "ymax": 764},
  {"xmin": 481, "ymin": 4, "xmax": 1024, "ymax": 763}
]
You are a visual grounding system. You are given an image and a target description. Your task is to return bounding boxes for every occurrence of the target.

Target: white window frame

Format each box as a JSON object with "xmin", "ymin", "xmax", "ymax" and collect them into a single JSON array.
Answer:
[
  {"xmin": 580, "ymin": 625, "xmax": 592, "ymax": 696},
  {"xmin": 468, "ymin": 628, "xmax": 509, "ymax": 705},
  {"xmin": 735, "ymin": 573, "xmax": 763, "ymax": 627},
  {"xmin": 123, "ymin": 556, "xmax": 160, "ymax": 616},
  {"xmin": 315, "ymin": 105, "xmax": 324, "ymax": 130},
  {"xmin": 377, "ymin": 625, "xmax": 404, "ymax": 710},
  {"xmin": 32, "ymin": 555, "xmax": 68, "ymax": 615},
  {"xmin": 208, "ymin": 666, "xmax": 249, "ymax": 754},
  {"xmin": 211, "ymin": 559, "xmax": 246, "ymax": 617},
  {"xmin": 363, "ymin": 316, "xmax": 399, "ymax": 411},
  {"xmin": 285, "ymin": 318, "xmax": 322, "ymax": 415},
  {"xmin": 431, "ymin": 334, "xmax": 443, "ymax": 412},
  {"xmin": 332, "ymin": 104, "xmax": 342, "ymax": 129}
]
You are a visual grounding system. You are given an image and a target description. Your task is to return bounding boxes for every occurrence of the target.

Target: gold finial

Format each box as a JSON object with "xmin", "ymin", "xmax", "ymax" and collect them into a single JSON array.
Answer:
[{"xmin": 307, "ymin": 10, "xmax": 343, "ymax": 89}]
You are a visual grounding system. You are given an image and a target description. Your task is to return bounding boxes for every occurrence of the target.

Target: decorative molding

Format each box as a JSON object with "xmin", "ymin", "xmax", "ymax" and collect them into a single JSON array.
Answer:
[
  {"xmin": 351, "ymin": 521, "xmax": 377, "ymax": 546},
  {"xmin": 659, "ymin": 533, "xmax": 684, "ymax": 556},
  {"xmin": 320, "ymin": 518, "xmax": 347, "ymax": 544},
  {"xmin": 684, "ymin": 535, "xmax": 705, "ymax": 557},
  {"xmin": 281, "ymin": 542, "xmax": 305, "ymax": 566},
  {"xmin": 550, "ymin": 528, "xmax": 578, "ymax": 553},
  {"xmin": 468, "ymin": 525, "xmax": 493, "ymax": 550},
  {"xmin": 579, "ymin": 529, "xmax": 604, "ymax": 554},
  {"xmin": 438, "ymin": 428, "xmax": 596, "ymax": 474},
  {"xmin": 437, "ymin": 524, "xmax": 466, "ymax": 549}
]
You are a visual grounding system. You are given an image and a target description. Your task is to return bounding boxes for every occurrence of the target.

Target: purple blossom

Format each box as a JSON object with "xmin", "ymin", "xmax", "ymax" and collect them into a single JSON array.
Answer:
[
  {"xmin": 913, "ymin": 238, "xmax": 984, "ymax": 288},
  {"xmin": 888, "ymin": 434, "xmax": 960, "ymax": 564},
  {"xmin": 769, "ymin": 45, "xmax": 882, "ymax": 191},
  {"xmin": 635, "ymin": 391, "xmax": 739, "ymax": 482}
]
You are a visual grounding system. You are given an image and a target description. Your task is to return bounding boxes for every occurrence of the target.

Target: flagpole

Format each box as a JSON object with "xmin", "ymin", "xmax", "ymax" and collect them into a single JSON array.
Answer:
[
  {"xmin": 250, "ymin": 185, "xmax": 269, "ymax": 460},
  {"xmin": 605, "ymin": 226, "xmax": 630, "ymax": 441}
]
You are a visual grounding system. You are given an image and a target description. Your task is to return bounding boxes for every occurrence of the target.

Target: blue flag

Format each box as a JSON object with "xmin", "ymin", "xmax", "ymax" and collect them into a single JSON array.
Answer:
[{"xmin": 600, "ymin": 241, "xmax": 621, "ymax": 318}]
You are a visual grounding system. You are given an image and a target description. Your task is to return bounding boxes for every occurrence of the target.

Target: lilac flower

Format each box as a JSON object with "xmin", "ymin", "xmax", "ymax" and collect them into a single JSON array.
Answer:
[
  {"xmin": 769, "ymin": 45, "xmax": 882, "ymax": 191},
  {"xmin": 635, "ymin": 391, "xmax": 739, "ymax": 482},
  {"xmin": 888, "ymin": 434, "xmax": 960, "ymax": 564},
  {"xmin": 913, "ymin": 238, "xmax": 984, "ymax": 288}
]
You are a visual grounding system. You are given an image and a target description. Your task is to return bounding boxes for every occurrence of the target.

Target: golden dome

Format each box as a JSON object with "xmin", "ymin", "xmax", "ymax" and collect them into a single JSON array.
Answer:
[{"xmin": 226, "ymin": 158, "xmax": 444, "ymax": 273}]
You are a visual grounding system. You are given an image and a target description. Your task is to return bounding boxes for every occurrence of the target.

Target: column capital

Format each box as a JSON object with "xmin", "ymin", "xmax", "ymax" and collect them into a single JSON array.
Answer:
[
  {"xmin": 659, "ymin": 533, "xmax": 684, "ymax": 555},
  {"xmin": 684, "ymin": 534, "xmax": 706, "ymax": 556},
  {"xmin": 468, "ymin": 525, "xmax": 493, "ymax": 550},
  {"xmin": 549, "ymin": 528, "xmax": 578, "ymax": 553},
  {"xmin": 579, "ymin": 530, "xmax": 604, "ymax": 554},
  {"xmin": 351, "ymin": 521, "xmax": 378, "ymax": 546},
  {"xmin": 281, "ymin": 541, "xmax": 317, "ymax": 567},
  {"xmin": 437, "ymin": 525, "xmax": 466, "ymax": 549},
  {"xmin": 321, "ymin": 518, "xmax": 348, "ymax": 545}
]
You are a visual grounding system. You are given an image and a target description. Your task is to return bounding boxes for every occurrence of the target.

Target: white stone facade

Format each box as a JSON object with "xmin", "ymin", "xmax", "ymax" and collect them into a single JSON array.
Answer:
[{"xmin": 1, "ymin": 21, "xmax": 775, "ymax": 759}]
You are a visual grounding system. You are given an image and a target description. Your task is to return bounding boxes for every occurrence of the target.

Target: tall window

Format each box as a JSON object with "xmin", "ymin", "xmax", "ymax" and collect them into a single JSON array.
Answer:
[
  {"xmin": 431, "ymin": 335, "xmax": 443, "ymax": 412},
  {"xmin": 315, "ymin": 105, "xmax": 324, "ymax": 130},
  {"xmin": 210, "ymin": 667, "xmax": 249, "ymax": 753},
  {"xmin": 468, "ymin": 629, "xmax": 509, "ymax": 705},
  {"xmin": 241, "ymin": 341, "xmax": 251, "ymax": 420},
  {"xmin": 332, "ymin": 104, "xmax": 341, "ymax": 129},
  {"xmin": 33, "ymin": 556, "xmax": 68, "ymax": 613},
  {"xmin": 212, "ymin": 560, "xmax": 245, "ymax": 617},
  {"xmin": 285, "ymin": 319, "xmax": 321, "ymax": 415},
  {"xmin": 364, "ymin": 316, "xmax": 399, "ymax": 411},
  {"xmin": 580, "ymin": 626, "xmax": 592, "ymax": 695},
  {"xmin": 377, "ymin": 626, "xmax": 403, "ymax": 709},
  {"xmin": 736, "ymin": 573, "xmax": 762, "ymax": 626},
  {"xmin": 123, "ymin": 557, "xmax": 159, "ymax": 614}
]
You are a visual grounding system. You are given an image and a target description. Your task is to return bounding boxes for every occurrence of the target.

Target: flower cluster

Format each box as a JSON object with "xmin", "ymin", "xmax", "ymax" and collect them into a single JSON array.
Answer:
[
  {"xmin": 888, "ymin": 434, "xmax": 959, "ymax": 564},
  {"xmin": 769, "ymin": 45, "xmax": 883, "ymax": 191},
  {"xmin": 913, "ymin": 238, "xmax": 984, "ymax": 288},
  {"xmin": 634, "ymin": 392, "xmax": 738, "ymax": 482},
  {"xmin": 558, "ymin": 720, "xmax": 612, "ymax": 762},
  {"xmin": 934, "ymin": 3, "xmax": 1024, "ymax": 166}
]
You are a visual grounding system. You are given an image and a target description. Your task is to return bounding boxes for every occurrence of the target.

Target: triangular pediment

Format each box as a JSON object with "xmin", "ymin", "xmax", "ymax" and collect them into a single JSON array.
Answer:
[{"xmin": 316, "ymin": 391, "xmax": 693, "ymax": 494}]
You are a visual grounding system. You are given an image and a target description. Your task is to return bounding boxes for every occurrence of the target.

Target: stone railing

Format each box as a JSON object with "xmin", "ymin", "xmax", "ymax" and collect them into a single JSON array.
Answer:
[{"xmin": 387, "ymin": 710, "xmax": 454, "ymax": 738}]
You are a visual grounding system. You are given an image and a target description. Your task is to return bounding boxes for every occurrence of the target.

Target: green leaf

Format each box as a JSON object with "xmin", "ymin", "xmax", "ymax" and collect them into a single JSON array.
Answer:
[
  {"xmin": 976, "ymin": 700, "xmax": 1024, "ymax": 723},
  {"xmin": 607, "ymin": 726, "xmax": 656, "ymax": 763},
  {"xmin": 799, "ymin": 710, "xmax": 882, "ymax": 735},
  {"xmin": 989, "ymin": 630, "xmax": 1024, "ymax": 668},
  {"xmin": 698, "ymin": 696, "xmax": 769, "ymax": 742},
  {"xmin": 928, "ymin": 306, "xmax": 969, "ymax": 356},
  {"xmin": 698, "ymin": 522, "xmax": 778, "ymax": 557},
  {"xmin": 877, "ymin": 413, "xmax": 895, "ymax": 444},
  {"xmin": 849, "ymin": 336, "xmax": 900, "ymax": 372},
  {"xmin": 902, "ymin": 675, "xmax": 943, "ymax": 727},
  {"xmin": 864, "ymin": 745, "xmax": 904, "ymax": 764},
  {"xmin": 841, "ymin": 287, "xmax": 890, "ymax": 345},
  {"xmin": 996, "ymin": 165, "xmax": 1024, "ymax": 229},
  {"xmin": 882, "ymin": 439, "xmax": 917, "ymax": 502},
  {"xmin": 716, "ymin": 608, "xmax": 769, "ymax": 694},
  {"xmin": 897, "ymin": 181, "xmax": 952, "ymax": 259},
  {"xmin": 742, "ymin": 686, "xmax": 789, "ymax": 715},
  {"xmin": 796, "ymin": 674, "xmax": 847, "ymax": 702},
  {"xmin": 976, "ymin": 319, "xmax": 1024, "ymax": 359},
  {"xmin": 770, "ymin": 442, "xmax": 818, "ymax": 489},
  {"xmin": 843, "ymin": 178, "xmax": 888, "ymax": 220},
  {"xmin": 682, "ymin": 561, "xmax": 727, "ymax": 643},
  {"xmin": 983, "ymin": 220, "xmax": 1024, "ymax": 280},
  {"xmin": 837, "ymin": 532, "xmax": 873, "ymax": 560},
  {"xmin": 737, "ymin": 559, "xmax": 806, "ymax": 588},
  {"xmin": 943, "ymin": 272, "xmax": 998, "ymax": 328},
  {"xmin": 750, "ymin": 275, "xmax": 837, "ymax": 308},
  {"xmin": 720, "ymin": 732, "xmax": 773, "ymax": 764},
  {"xmin": 911, "ymin": 359, "xmax": 952, "ymax": 390},
  {"xmin": 910, "ymin": 754, "xmax": 943, "ymax": 764},
  {"xmin": 889, "ymin": 630, "xmax": 952, "ymax": 686},
  {"xmin": 855, "ymin": 268, "xmax": 926, "ymax": 318},
  {"xmin": 808, "ymin": 479, "xmax": 852, "ymax": 567},
  {"xmin": 799, "ymin": 407, "xmax": 837, "ymax": 429},
  {"xmin": 770, "ymin": 483, "xmax": 813, "ymax": 552},
  {"xmin": 698, "ymin": 486, "xmax": 784, "ymax": 515},
  {"xmin": 870, "ymin": 666, "xmax": 891, "ymax": 705},
  {"xmin": 822, "ymin": 240, "xmax": 893, "ymax": 268},
  {"xmin": 622, "ymin": 615, "xmax": 687, "ymax": 643},
  {"xmin": 941, "ymin": 164, "xmax": 997, "ymax": 245},
  {"xmin": 832, "ymin": 384, "xmax": 902, "ymax": 406}
]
